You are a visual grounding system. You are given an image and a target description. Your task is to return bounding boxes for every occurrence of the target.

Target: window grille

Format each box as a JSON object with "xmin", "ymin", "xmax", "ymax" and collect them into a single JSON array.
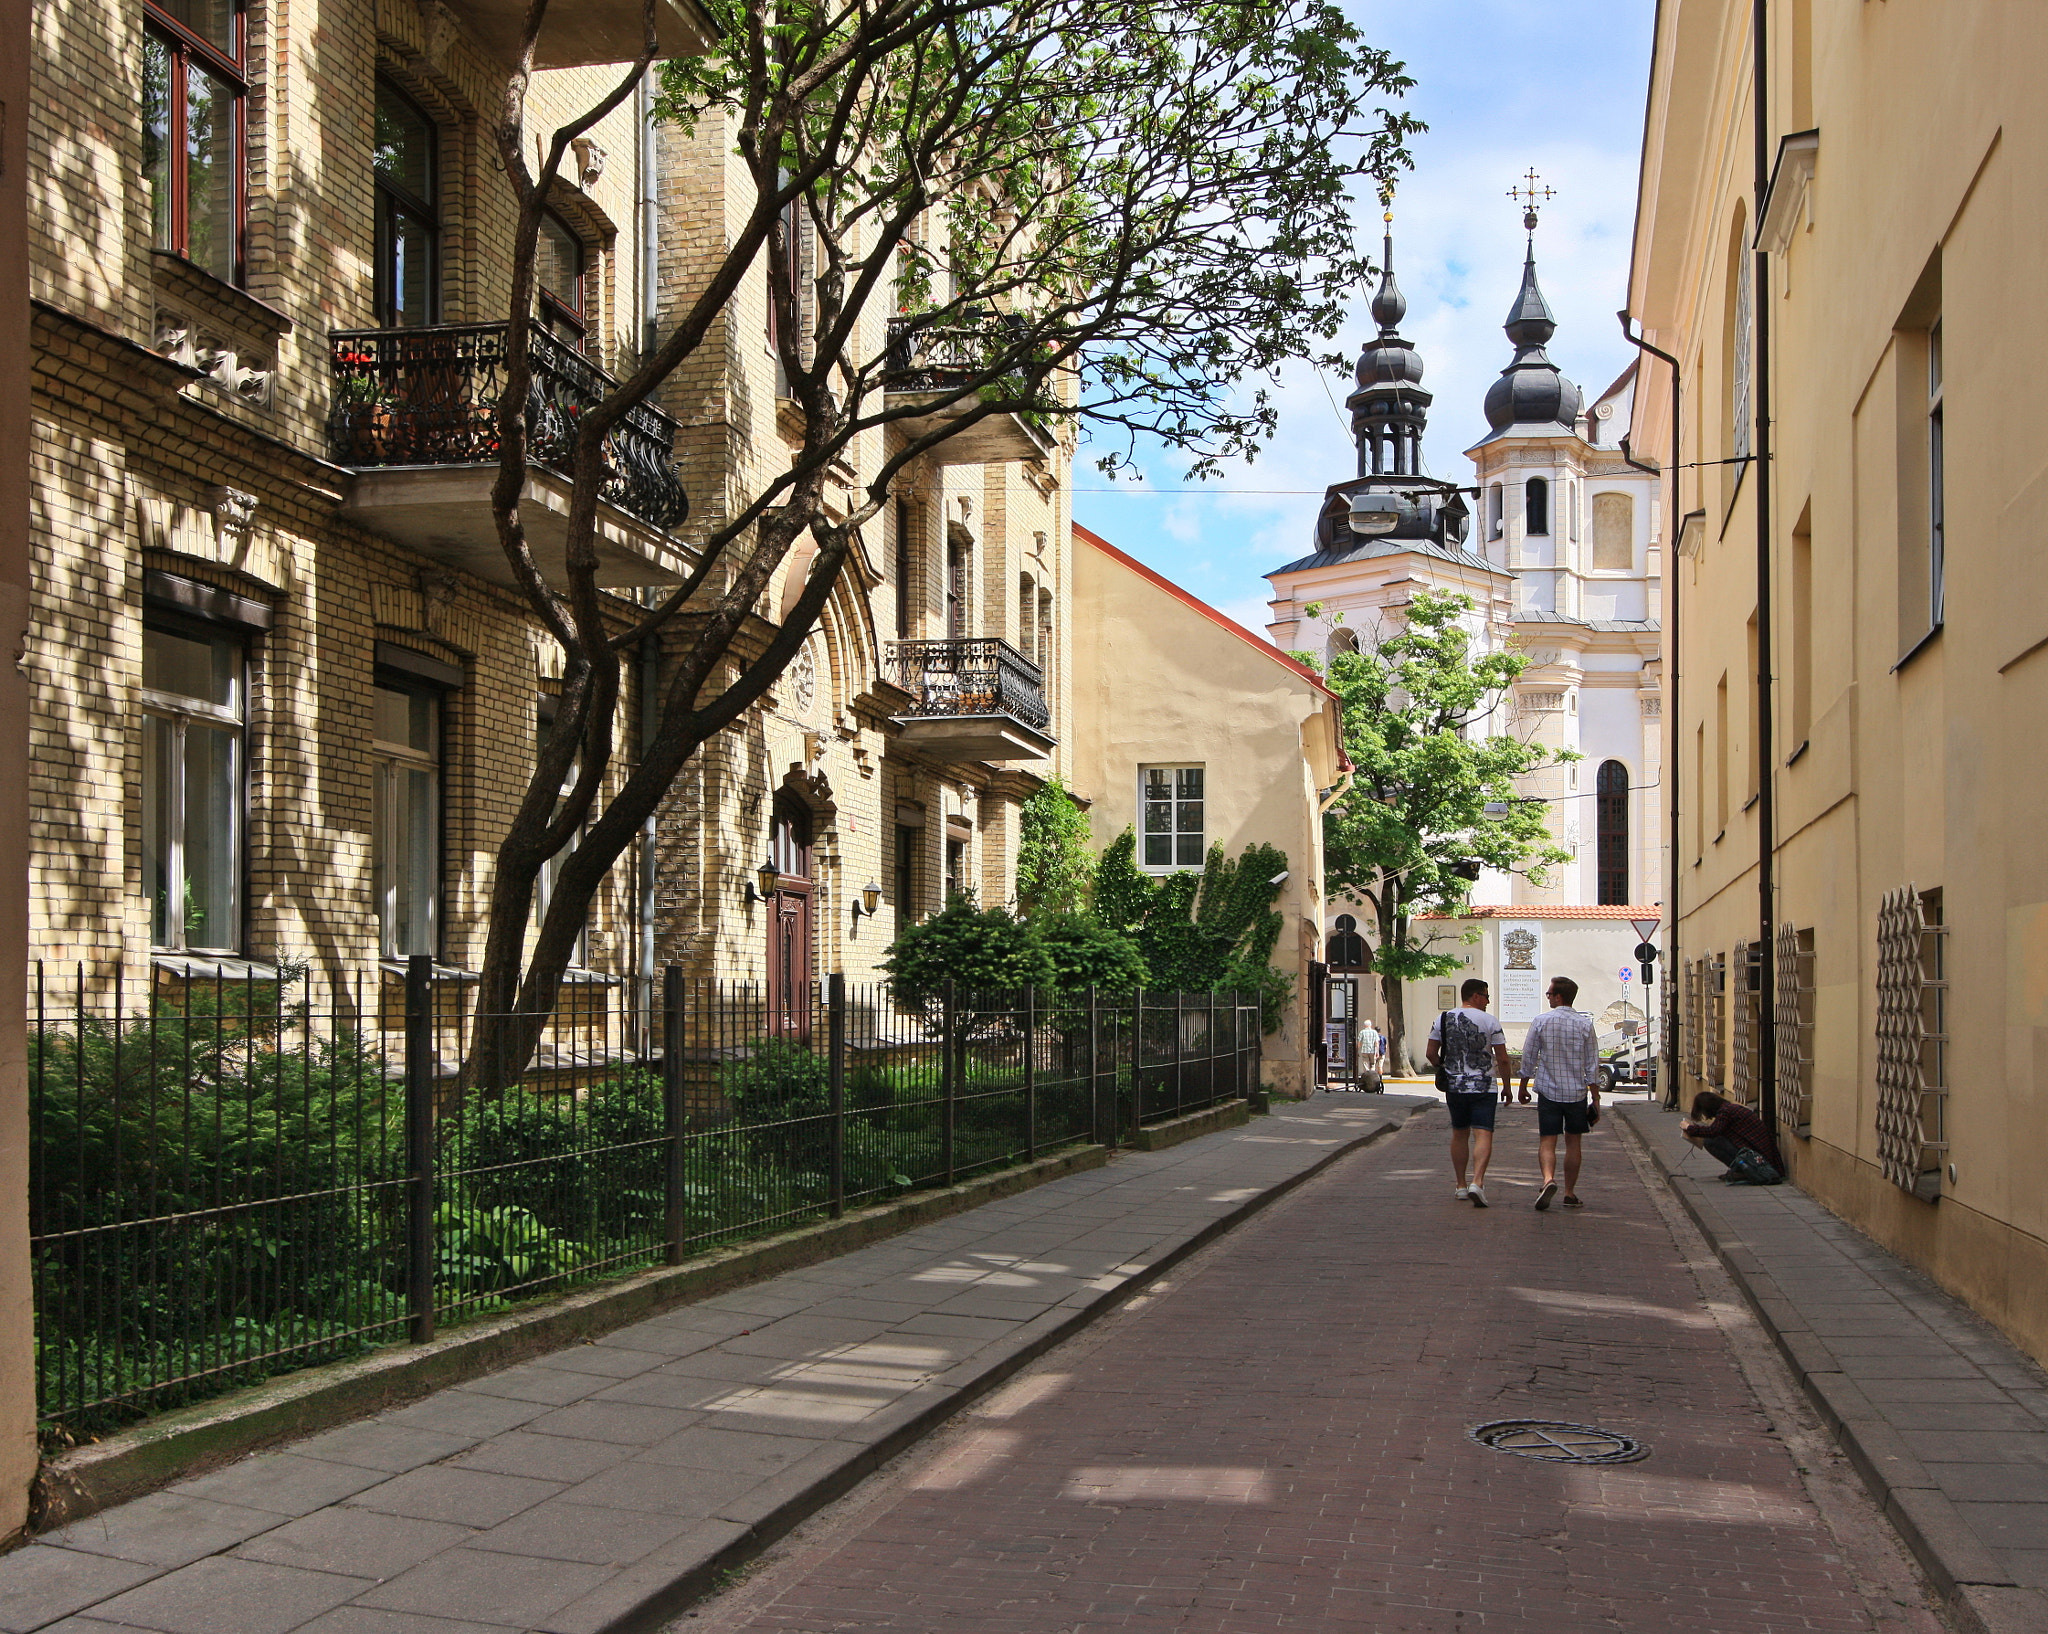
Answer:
[
  {"xmin": 1705, "ymin": 952, "xmax": 1727, "ymax": 1088},
  {"xmin": 1776, "ymin": 922, "xmax": 1815, "ymax": 1135},
  {"xmin": 1683, "ymin": 958, "xmax": 1704, "ymax": 1084},
  {"xmin": 1876, "ymin": 885, "xmax": 1948, "ymax": 1199},
  {"xmin": 1730, "ymin": 941, "xmax": 1758, "ymax": 1107}
]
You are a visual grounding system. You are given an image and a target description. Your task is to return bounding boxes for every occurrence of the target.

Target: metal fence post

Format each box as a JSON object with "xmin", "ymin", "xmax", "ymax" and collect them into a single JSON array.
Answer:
[
  {"xmin": 941, "ymin": 979, "xmax": 957, "ymax": 1187},
  {"xmin": 828, "ymin": 973, "xmax": 846, "ymax": 1219},
  {"xmin": 1087, "ymin": 985, "xmax": 1105, "ymax": 1147},
  {"xmin": 1129, "ymin": 988, "xmax": 1144, "ymax": 1140},
  {"xmin": 1172, "ymin": 990, "xmax": 1184, "ymax": 1119},
  {"xmin": 404, "ymin": 954, "xmax": 436, "ymax": 1344},
  {"xmin": 1023, "ymin": 986, "xmax": 1037, "ymax": 1162},
  {"xmin": 663, "ymin": 967, "xmax": 687, "ymax": 1264}
]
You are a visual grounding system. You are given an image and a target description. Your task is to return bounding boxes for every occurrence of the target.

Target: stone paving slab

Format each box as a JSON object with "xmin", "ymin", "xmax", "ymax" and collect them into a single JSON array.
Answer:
[
  {"xmin": 0, "ymin": 1098, "xmax": 1418, "ymax": 1634},
  {"xmin": 1622, "ymin": 1102, "xmax": 2048, "ymax": 1634}
]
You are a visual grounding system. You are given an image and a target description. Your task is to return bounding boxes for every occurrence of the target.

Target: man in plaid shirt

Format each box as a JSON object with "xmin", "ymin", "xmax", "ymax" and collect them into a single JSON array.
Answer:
[{"xmin": 1517, "ymin": 976, "xmax": 1602, "ymax": 1212}]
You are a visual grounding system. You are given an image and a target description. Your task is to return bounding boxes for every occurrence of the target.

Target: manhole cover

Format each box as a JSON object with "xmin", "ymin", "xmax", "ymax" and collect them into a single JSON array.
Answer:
[{"xmin": 1468, "ymin": 1420, "xmax": 1648, "ymax": 1465}]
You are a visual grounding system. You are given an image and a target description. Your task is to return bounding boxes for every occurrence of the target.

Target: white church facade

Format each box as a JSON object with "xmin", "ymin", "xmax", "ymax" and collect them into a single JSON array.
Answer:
[{"xmin": 1265, "ymin": 225, "xmax": 1663, "ymax": 1068}]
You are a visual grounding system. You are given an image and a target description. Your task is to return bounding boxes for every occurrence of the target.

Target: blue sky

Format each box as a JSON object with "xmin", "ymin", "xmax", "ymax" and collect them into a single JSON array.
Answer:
[{"xmin": 1071, "ymin": 0, "xmax": 1655, "ymax": 637}]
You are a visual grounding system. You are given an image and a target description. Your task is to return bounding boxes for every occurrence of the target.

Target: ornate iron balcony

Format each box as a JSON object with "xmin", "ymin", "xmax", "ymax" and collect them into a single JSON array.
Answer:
[
  {"xmin": 883, "ymin": 311, "xmax": 1038, "ymax": 393},
  {"xmin": 328, "ymin": 323, "xmax": 689, "ymax": 532},
  {"xmin": 885, "ymin": 638, "xmax": 1050, "ymax": 733}
]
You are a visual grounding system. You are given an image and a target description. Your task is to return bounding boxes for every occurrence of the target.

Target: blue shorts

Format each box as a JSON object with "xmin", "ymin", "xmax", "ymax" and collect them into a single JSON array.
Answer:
[
  {"xmin": 1537, "ymin": 1097, "xmax": 1591, "ymax": 1137},
  {"xmin": 1446, "ymin": 1091, "xmax": 1498, "ymax": 1131}
]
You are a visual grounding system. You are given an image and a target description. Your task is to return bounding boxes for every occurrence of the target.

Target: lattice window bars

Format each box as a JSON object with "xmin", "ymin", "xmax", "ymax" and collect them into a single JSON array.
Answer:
[
  {"xmin": 1682, "ymin": 958, "xmax": 1704, "ymax": 1085},
  {"xmin": 1705, "ymin": 951, "xmax": 1727, "ymax": 1088},
  {"xmin": 1875, "ymin": 885, "xmax": 1947, "ymax": 1200},
  {"xmin": 1730, "ymin": 941, "xmax": 1763, "ymax": 1108},
  {"xmin": 1776, "ymin": 923, "xmax": 1815, "ymax": 1136}
]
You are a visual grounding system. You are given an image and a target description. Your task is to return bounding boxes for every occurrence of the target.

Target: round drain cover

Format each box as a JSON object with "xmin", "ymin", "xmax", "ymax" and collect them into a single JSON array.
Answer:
[{"xmin": 1468, "ymin": 1419, "xmax": 1648, "ymax": 1465}]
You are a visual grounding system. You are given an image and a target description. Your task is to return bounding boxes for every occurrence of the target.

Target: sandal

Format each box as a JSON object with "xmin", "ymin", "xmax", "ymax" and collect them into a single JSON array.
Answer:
[{"xmin": 1561, "ymin": 1195, "xmax": 1584, "ymax": 1209}]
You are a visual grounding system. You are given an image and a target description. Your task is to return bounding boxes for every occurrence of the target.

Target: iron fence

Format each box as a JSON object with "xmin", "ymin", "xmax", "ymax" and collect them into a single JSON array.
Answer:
[{"xmin": 29, "ymin": 960, "xmax": 1259, "ymax": 1439}]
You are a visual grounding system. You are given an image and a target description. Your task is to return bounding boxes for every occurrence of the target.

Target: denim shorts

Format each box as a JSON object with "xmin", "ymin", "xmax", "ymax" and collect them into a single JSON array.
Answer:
[
  {"xmin": 1536, "ymin": 1097, "xmax": 1591, "ymax": 1138},
  {"xmin": 1445, "ymin": 1091, "xmax": 1498, "ymax": 1131}
]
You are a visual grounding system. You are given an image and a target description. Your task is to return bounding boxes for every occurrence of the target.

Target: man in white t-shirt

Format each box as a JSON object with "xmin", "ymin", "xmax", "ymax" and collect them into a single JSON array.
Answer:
[
  {"xmin": 1426, "ymin": 978, "xmax": 1511, "ymax": 1208},
  {"xmin": 1359, "ymin": 1019, "xmax": 1385, "ymax": 1080},
  {"xmin": 1517, "ymin": 975, "xmax": 1602, "ymax": 1212}
]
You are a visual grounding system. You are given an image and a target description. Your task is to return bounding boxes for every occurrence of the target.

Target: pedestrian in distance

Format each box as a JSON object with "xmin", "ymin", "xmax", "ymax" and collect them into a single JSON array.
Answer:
[
  {"xmin": 1680, "ymin": 1091, "xmax": 1785, "ymax": 1184},
  {"xmin": 1359, "ymin": 1017, "xmax": 1385, "ymax": 1089},
  {"xmin": 1517, "ymin": 975, "xmax": 1601, "ymax": 1211},
  {"xmin": 1427, "ymin": 978, "xmax": 1512, "ymax": 1207}
]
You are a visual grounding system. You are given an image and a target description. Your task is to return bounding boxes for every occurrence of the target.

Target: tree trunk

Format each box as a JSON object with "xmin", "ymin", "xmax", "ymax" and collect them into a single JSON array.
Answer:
[{"xmin": 1376, "ymin": 899, "xmax": 1408, "ymax": 1072}]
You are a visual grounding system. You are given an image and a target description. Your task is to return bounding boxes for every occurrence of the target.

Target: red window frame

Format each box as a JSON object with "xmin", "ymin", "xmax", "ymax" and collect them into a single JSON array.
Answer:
[{"xmin": 143, "ymin": 0, "xmax": 248, "ymax": 287}]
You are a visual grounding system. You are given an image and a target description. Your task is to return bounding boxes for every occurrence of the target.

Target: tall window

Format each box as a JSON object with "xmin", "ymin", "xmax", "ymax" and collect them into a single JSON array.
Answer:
[
  {"xmin": 144, "ymin": 0, "xmax": 246, "ymax": 285},
  {"xmin": 894, "ymin": 823, "xmax": 917, "ymax": 921},
  {"xmin": 143, "ymin": 621, "xmax": 244, "ymax": 951},
  {"xmin": 1141, "ymin": 765, "xmax": 1204, "ymax": 870},
  {"xmin": 1488, "ymin": 482, "xmax": 1504, "ymax": 539},
  {"xmin": 373, "ymin": 683, "xmax": 439, "ymax": 958},
  {"xmin": 373, "ymin": 80, "xmax": 439, "ymax": 327},
  {"xmin": 1525, "ymin": 476, "xmax": 1549, "ymax": 536},
  {"xmin": 535, "ymin": 697, "xmax": 587, "ymax": 965},
  {"xmin": 893, "ymin": 498, "xmax": 913, "ymax": 638},
  {"xmin": 945, "ymin": 834, "xmax": 967, "ymax": 898},
  {"xmin": 538, "ymin": 213, "xmax": 588, "ymax": 352},
  {"xmin": 946, "ymin": 536, "xmax": 970, "ymax": 638},
  {"xmin": 1595, "ymin": 760, "xmax": 1630, "ymax": 905},
  {"xmin": 1591, "ymin": 492, "xmax": 1633, "ymax": 571},
  {"xmin": 1018, "ymin": 574, "xmax": 1036, "ymax": 662},
  {"xmin": 1928, "ymin": 319, "xmax": 1945, "ymax": 628}
]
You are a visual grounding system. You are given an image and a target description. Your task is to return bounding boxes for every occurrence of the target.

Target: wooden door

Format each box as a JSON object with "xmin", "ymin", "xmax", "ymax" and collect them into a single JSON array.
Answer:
[{"xmin": 766, "ymin": 795, "xmax": 814, "ymax": 1038}]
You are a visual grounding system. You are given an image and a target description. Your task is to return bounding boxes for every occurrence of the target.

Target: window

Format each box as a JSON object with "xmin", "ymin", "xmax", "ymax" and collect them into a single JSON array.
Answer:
[
  {"xmin": 946, "ymin": 535, "xmax": 970, "ymax": 638},
  {"xmin": 945, "ymin": 835, "xmax": 967, "ymax": 898},
  {"xmin": 1141, "ymin": 766, "xmax": 1204, "ymax": 870},
  {"xmin": 1037, "ymin": 587, "xmax": 1054, "ymax": 681},
  {"xmin": 535, "ymin": 697, "xmax": 587, "ymax": 965},
  {"xmin": 373, "ymin": 80, "xmax": 439, "ymax": 327},
  {"xmin": 1595, "ymin": 760, "xmax": 1629, "ymax": 905},
  {"xmin": 894, "ymin": 823, "xmax": 917, "ymax": 920},
  {"xmin": 373, "ymin": 682, "xmax": 440, "ymax": 958},
  {"xmin": 1524, "ymin": 476, "xmax": 1549, "ymax": 536},
  {"xmin": 1591, "ymin": 492, "xmax": 1633, "ymax": 571},
  {"xmin": 893, "ymin": 498, "xmax": 913, "ymax": 639},
  {"xmin": 1789, "ymin": 505, "xmax": 1813, "ymax": 746},
  {"xmin": 1018, "ymin": 573, "xmax": 1036, "ymax": 662},
  {"xmin": 1488, "ymin": 482, "xmax": 1504, "ymax": 539},
  {"xmin": 1876, "ymin": 886, "xmax": 1947, "ymax": 1199},
  {"xmin": 143, "ymin": 0, "xmax": 245, "ymax": 285},
  {"xmin": 538, "ymin": 213, "xmax": 588, "ymax": 352},
  {"xmin": 142, "ymin": 620, "xmax": 244, "ymax": 951},
  {"xmin": 1928, "ymin": 319, "xmax": 1945, "ymax": 628}
]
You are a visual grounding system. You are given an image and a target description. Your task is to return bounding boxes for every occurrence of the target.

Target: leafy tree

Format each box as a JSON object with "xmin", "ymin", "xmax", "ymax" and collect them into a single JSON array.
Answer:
[
  {"xmin": 1095, "ymin": 832, "xmax": 1292, "ymax": 1032},
  {"xmin": 1032, "ymin": 912, "xmax": 1148, "ymax": 994},
  {"xmin": 1315, "ymin": 589, "xmax": 1574, "ymax": 1067},
  {"xmin": 1016, "ymin": 776, "xmax": 1095, "ymax": 917},
  {"xmin": 882, "ymin": 896, "xmax": 1056, "ymax": 1019},
  {"xmin": 465, "ymin": 0, "xmax": 1422, "ymax": 1082}
]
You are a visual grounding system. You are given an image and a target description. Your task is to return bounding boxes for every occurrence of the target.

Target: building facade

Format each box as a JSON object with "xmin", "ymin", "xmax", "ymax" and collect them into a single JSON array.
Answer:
[
  {"xmin": 1263, "ymin": 231, "xmax": 1662, "ymax": 1066},
  {"xmin": 1069, "ymin": 524, "xmax": 1344, "ymax": 1098},
  {"xmin": 1630, "ymin": 0, "xmax": 2048, "ymax": 1363},
  {"xmin": 25, "ymin": 0, "xmax": 1072, "ymax": 1030}
]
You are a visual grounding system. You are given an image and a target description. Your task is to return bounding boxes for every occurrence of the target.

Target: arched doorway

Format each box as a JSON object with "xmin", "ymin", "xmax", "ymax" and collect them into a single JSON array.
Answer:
[
  {"xmin": 1596, "ymin": 760, "xmax": 1630, "ymax": 905},
  {"xmin": 767, "ymin": 793, "xmax": 814, "ymax": 1036}
]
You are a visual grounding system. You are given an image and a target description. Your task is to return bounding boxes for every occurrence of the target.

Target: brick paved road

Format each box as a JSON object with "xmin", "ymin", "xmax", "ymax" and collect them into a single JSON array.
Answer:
[{"xmin": 680, "ymin": 1104, "xmax": 1941, "ymax": 1634}]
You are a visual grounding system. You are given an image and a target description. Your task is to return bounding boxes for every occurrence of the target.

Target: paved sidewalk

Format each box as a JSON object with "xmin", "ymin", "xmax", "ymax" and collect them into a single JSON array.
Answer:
[
  {"xmin": 1623, "ymin": 1102, "xmax": 2048, "ymax": 1634},
  {"xmin": 676, "ymin": 1098, "xmax": 1936, "ymax": 1634},
  {"xmin": 0, "ymin": 1097, "xmax": 1416, "ymax": 1634}
]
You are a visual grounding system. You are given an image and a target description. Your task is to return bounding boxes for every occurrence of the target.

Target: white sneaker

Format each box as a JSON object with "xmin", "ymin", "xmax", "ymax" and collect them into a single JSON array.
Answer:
[
  {"xmin": 1453, "ymin": 1186, "xmax": 1471, "ymax": 1201},
  {"xmin": 1468, "ymin": 1186, "xmax": 1489, "ymax": 1208}
]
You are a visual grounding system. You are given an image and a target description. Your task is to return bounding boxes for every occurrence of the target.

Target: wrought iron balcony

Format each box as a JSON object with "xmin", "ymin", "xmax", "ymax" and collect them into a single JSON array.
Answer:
[
  {"xmin": 882, "ymin": 314, "xmax": 1053, "ymax": 466},
  {"xmin": 329, "ymin": 323, "xmax": 688, "ymax": 530},
  {"xmin": 883, "ymin": 637, "xmax": 1054, "ymax": 762}
]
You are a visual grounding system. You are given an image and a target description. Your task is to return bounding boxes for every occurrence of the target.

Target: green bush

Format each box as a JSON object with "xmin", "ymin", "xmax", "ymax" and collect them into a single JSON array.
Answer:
[
  {"xmin": 882, "ymin": 895, "xmax": 1055, "ymax": 1019},
  {"xmin": 1032, "ymin": 912, "xmax": 1148, "ymax": 994}
]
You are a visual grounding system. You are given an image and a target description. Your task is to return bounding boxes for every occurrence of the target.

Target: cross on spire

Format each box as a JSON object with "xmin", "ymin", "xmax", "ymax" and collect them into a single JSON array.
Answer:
[{"xmin": 1509, "ymin": 168, "xmax": 1556, "ymax": 234}]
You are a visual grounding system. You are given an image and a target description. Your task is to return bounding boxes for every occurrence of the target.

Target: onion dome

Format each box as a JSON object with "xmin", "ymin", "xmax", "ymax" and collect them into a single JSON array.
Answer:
[
  {"xmin": 1347, "ymin": 230, "xmax": 1431, "ymax": 476},
  {"xmin": 1482, "ymin": 246, "xmax": 1584, "ymax": 433}
]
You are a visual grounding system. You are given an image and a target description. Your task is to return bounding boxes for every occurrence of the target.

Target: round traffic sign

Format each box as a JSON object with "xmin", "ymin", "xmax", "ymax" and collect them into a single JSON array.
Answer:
[
  {"xmin": 1618, "ymin": 967, "xmax": 1632, "ymax": 982},
  {"xmin": 1633, "ymin": 942, "xmax": 1658, "ymax": 962}
]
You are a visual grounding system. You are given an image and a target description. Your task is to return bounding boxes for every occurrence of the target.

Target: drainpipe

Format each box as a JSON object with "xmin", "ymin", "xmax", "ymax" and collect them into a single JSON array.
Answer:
[
  {"xmin": 1616, "ymin": 320, "xmax": 1681, "ymax": 1109},
  {"xmin": 640, "ymin": 75, "xmax": 660, "ymax": 357},
  {"xmin": 1751, "ymin": 0, "xmax": 1779, "ymax": 1131}
]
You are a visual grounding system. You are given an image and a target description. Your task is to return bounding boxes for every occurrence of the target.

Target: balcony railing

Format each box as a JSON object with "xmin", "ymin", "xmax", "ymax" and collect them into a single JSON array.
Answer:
[
  {"xmin": 328, "ymin": 323, "xmax": 689, "ymax": 532},
  {"xmin": 884, "ymin": 637, "xmax": 1050, "ymax": 733},
  {"xmin": 884, "ymin": 312, "xmax": 1041, "ymax": 394}
]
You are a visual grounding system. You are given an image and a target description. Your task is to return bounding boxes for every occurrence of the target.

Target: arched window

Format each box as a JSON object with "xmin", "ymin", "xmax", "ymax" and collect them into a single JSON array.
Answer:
[
  {"xmin": 1596, "ymin": 760, "xmax": 1630, "ymax": 905},
  {"xmin": 1327, "ymin": 626, "xmax": 1360, "ymax": 665},
  {"xmin": 1525, "ymin": 476, "xmax": 1549, "ymax": 536}
]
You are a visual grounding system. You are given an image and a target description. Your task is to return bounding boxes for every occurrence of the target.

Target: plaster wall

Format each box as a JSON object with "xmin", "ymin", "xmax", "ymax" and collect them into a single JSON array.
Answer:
[
  {"xmin": 1070, "ymin": 527, "xmax": 1339, "ymax": 1098},
  {"xmin": 1631, "ymin": 0, "xmax": 2048, "ymax": 1364}
]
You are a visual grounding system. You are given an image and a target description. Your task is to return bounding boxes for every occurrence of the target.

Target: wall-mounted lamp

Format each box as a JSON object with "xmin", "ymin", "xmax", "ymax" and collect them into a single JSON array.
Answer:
[
  {"xmin": 744, "ymin": 858, "xmax": 781, "ymax": 905},
  {"xmin": 860, "ymin": 881, "xmax": 882, "ymax": 916}
]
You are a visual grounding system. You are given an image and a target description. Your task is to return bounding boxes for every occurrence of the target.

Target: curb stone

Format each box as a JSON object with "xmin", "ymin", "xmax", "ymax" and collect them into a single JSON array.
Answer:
[{"xmin": 1619, "ymin": 1103, "xmax": 2048, "ymax": 1634}]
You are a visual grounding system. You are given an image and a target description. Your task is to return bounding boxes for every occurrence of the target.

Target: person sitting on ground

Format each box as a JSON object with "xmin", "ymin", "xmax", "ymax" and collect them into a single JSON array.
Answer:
[{"xmin": 1680, "ymin": 1091, "xmax": 1784, "ymax": 1180}]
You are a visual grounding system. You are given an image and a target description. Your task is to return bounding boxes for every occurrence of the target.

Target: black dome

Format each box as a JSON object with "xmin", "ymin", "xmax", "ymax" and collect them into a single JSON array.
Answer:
[{"xmin": 1482, "ymin": 248, "xmax": 1583, "ymax": 432}]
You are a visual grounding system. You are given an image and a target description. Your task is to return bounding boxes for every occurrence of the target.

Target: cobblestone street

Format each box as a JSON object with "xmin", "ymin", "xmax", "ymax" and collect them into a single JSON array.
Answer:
[{"xmin": 679, "ymin": 1104, "xmax": 1950, "ymax": 1634}]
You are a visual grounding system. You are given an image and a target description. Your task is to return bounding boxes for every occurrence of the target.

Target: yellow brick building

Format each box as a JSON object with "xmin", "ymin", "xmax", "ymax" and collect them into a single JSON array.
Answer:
[{"xmin": 1630, "ymin": 0, "xmax": 2048, "ymax": 1362}]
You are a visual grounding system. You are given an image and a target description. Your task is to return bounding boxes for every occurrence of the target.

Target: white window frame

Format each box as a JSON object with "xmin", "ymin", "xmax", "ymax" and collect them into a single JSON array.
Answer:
[
  {"xmin": 1139, "ymin": 764, "xmax": 1206, "ymax": 872},
  {"xmin": 142, "ymin": 623, "xmax": 246, "ymax": 954},
  {"xmin": 535, "ymin": 696, "xmax": 590, "ymax": 967},
  {"xmin": 372, "ymin": 681, "xmax": 441, "ymax": 960}
]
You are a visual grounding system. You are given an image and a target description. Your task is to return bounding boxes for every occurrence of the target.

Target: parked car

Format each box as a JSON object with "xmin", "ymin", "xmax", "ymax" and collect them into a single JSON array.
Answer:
[{"xmin": 1599, "ymin": 1033, "xmax": 1655, "ymax": 1092}]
